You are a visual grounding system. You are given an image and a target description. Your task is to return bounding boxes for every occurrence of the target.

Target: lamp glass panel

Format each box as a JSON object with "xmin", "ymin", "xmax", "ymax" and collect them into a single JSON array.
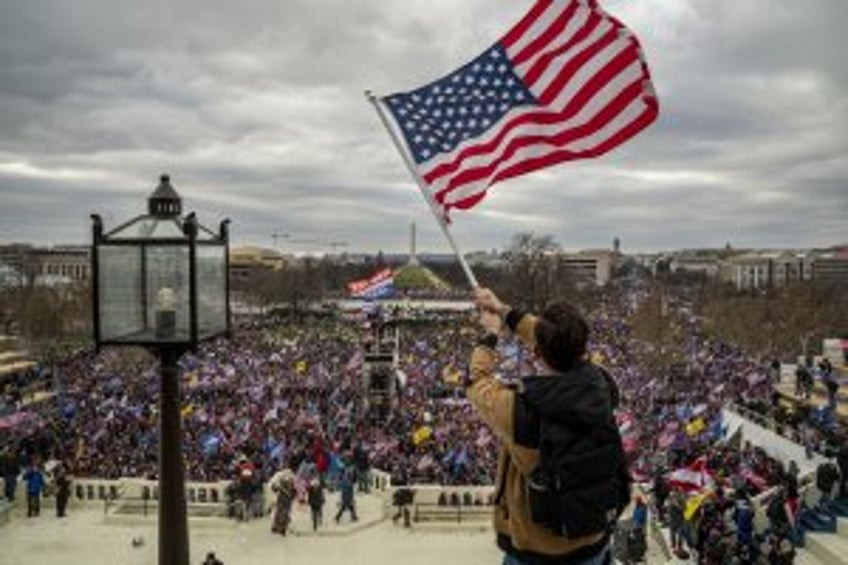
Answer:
[
  {"xmin": 144, "ymin": 245, "xmax": 191, "ymax": 342},
  {"xmin": 196, "ymin": 244, "xmax": 227, "ymax": 339},
  {"xmin": 98, "ymin": 245, "xmax": 143, "ymax": 341}
]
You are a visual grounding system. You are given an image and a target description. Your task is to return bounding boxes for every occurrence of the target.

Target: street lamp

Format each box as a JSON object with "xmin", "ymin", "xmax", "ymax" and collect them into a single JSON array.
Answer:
[{"xmin": 90, "ymin": 174, "xmax": 230, "ymax": 565}]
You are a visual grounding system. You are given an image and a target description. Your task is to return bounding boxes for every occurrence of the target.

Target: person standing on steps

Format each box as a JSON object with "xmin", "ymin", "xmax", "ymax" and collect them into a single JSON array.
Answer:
[
  {"xmin": 54, "ymin": 463, "xmax": 71, "ymax": 518},
  {"xmin": 307, "ymin": 478, "xmax": 325, "ymax": 531},
  {"xmin": 335, "ymin": 467, "xmax": 358, "ymax": 524},
  {"xmin": 23, "ymin": 461, "xmax": 45, "ymax": 518}
]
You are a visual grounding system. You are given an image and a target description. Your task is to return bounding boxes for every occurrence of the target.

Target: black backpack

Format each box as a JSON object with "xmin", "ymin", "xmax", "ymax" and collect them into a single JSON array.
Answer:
[
  {"xmin": 527, "ymin": 431, "xmax": 631, "ymax": 538},
  {"xmin": 524, "ymin": 371, "xmax": 631, "ymax": 539}
]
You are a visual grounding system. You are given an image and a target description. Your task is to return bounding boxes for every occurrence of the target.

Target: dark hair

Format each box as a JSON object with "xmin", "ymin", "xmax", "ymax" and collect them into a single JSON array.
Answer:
[{"xmin": 534, "ymin": 301, "xmax": 589, "ymax": 372}]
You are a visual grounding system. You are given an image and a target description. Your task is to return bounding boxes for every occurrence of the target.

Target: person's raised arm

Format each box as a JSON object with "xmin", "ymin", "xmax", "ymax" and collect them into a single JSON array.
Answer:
[
  {"xmin": 463, "ymin": 307, "xmax": 538, "ymax": 474},
  {"xmin": 473, "ymin": 287, "xmax": 538, "ymax": 349},
  {"xmin": 463, "ymin": 308, "xmax": 514, "ymax": 440}
]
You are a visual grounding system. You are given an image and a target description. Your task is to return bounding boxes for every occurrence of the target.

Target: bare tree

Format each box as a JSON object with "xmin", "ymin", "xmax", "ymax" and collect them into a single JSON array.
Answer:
[
  {"xmin": 0, "ymin": 279, "xmax": 91, "ymax": 356},
  {"xmin": 493, "ymin": 232, "xmax": 581, "ymax": 312},
  {"xmin": 696, "ymin": 280, "xmax": 848, "ymax": 360},
  {"xmin": 628, "ymin": 280, "xmax": 687, "ymax": 374}
]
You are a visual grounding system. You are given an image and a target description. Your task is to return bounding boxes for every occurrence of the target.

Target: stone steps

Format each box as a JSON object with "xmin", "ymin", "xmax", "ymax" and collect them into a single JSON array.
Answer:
[
  {"xmin": 805, "ymin": 531, "xmax": 848, "ymax": 564},
  {"xmin": 794, "ymin": 549, "xmax": 830, "ymax": 565}
]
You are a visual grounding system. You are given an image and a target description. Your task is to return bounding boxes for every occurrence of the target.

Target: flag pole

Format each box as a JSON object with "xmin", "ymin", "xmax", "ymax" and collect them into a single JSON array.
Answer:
[{"xmin": 366, "ymin": 90, "xmax": 479, "ymax": 288}]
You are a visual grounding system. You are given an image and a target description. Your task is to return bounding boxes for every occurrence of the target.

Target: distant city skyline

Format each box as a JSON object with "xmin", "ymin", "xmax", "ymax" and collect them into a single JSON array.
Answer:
[
  {"xmin": 1, "ymin": 1, "xmax": 846, "ymax": 254},
  {"xmin": 1, "ymin": 236, "xmax": 844, "ymax": 259}
]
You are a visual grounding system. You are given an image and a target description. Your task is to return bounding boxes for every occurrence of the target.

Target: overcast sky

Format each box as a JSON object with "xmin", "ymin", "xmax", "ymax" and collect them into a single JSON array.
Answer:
[{"xmin": 0, "ymin": 0, "xmax": 845, "ymax": 254}]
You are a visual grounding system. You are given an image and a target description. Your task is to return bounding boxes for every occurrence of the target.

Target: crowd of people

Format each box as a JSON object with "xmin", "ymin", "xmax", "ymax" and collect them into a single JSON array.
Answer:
[
  {"xmin": 1, "ymin": 308, "xmax": 509, "ymax": 534},
  {"xmin": 594, "ymin": 284, "xmax": 847, "ymax": 562},
  {"xmin": 0, "ymin": 278, "xmax": 845, "ymax": 560}
]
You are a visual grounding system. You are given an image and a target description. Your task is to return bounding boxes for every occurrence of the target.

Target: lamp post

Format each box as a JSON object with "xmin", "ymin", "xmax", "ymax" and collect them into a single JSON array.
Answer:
[{"xmin": 90, "ymin": 174, "xmax": 230, "ymax": 565}]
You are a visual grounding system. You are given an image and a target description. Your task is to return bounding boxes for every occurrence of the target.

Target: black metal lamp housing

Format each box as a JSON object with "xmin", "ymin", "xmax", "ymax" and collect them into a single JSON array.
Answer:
[
  {"xmin": 89, "ymin": 174, "xmax": 230, "ymax": 565},
  {"xmin": 90, "ymin": 174, "xmax": 230, "ymax": 351}
]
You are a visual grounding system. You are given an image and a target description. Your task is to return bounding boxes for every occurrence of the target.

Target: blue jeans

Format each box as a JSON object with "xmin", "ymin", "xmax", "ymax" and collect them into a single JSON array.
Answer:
[{"xmin": 503, "ymin": 544, "xmax": 611, "ymax": 565}]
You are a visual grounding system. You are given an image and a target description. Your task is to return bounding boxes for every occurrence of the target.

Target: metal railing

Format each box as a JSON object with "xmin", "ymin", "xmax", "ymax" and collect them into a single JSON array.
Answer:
[
  {"xmin": 725, "ymin": 403, "xmax": 816, "ymax": 458},
  {"xmin": 411, "ymin": 501, "xmax": 491, "ymax": 524}
]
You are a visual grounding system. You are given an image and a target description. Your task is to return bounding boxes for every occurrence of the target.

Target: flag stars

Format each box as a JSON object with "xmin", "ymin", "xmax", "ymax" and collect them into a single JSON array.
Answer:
[{"xmin": 386, "ymin": 44, "xmax": 537, "ymax": 163}]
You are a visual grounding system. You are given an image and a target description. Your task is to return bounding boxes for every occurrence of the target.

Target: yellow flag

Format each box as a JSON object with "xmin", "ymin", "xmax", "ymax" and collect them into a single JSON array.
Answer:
[
  {"xmin": 180, "ymin": 405, "xmax": 194, "ymax": 417},
  {"xmin": 686, "ymin": 418, "xmax": 706, "ymax": 437},
  {"xmin": 442, "ymin": 365, "xmax": 461, "ymax": 384},
  {"xmin": 412, "ymin": 425, "xmax": 432, "ymax": 446},
  {"xmin": 684, "ymin": 491, "xmax": 711, "ymax": 521}
]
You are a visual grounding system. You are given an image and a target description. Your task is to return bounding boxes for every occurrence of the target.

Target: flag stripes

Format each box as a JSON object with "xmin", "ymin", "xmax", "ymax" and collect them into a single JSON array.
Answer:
[{"xmin": 383, "ymin": 0, "xmax": 658, "ymax": 214}]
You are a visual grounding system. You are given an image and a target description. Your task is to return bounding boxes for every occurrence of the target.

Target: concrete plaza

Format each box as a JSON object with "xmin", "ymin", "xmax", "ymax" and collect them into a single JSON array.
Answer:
[
  {"xmin": 0, "ymin": 491, "xmax": 677, "ymax": 564},
  {"xmin": 0, "ymin": 495, "xmax": 500, "ymax": 565}
]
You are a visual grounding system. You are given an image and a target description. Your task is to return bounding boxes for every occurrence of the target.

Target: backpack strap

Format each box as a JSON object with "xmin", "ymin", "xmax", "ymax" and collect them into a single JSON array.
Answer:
[{"xmin": 513, "ymin": 392, "xmax": 541, "ymax": 448}]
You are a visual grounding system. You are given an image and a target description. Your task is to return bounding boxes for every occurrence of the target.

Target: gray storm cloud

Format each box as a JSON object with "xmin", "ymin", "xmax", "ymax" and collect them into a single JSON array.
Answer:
[{"xmin": 0, "ymin": 0, "xmax": 845, "ymax": 252}]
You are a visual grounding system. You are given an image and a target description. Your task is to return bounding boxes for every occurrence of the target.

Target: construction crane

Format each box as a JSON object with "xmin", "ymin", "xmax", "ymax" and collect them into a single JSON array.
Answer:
[
  {"xmin": 270, "ymin": 232, "xmax": 348, "ymax": 251},
  {"xmin": 270, "ymin": 232, "xmax": 289, "ymax": 248},
  {"xmin": 288, "ymin": 239, "xmax": 348, "ymax": 251}
]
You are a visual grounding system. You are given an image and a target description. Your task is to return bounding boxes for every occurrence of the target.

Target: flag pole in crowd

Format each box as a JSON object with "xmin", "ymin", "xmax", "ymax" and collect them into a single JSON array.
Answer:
[{"xmin": 366, "ymin": 90, "xmax": 479, "ymax": 289}]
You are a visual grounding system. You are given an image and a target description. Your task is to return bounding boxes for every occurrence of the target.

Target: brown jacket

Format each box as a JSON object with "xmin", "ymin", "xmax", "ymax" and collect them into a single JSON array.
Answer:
[{"xmin": 467, "ymin": 314, "xmax": 606, "ymax": 560}]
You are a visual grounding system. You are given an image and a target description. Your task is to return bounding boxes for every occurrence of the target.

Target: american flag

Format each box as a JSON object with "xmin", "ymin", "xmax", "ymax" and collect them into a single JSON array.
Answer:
[
  {"xmin": 346, "ymin": 267, "xmax": 395, "ymax": 298},
  {"xmin": 382, "ymin": 0, "xmax": 658, "ymax": 214}
]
